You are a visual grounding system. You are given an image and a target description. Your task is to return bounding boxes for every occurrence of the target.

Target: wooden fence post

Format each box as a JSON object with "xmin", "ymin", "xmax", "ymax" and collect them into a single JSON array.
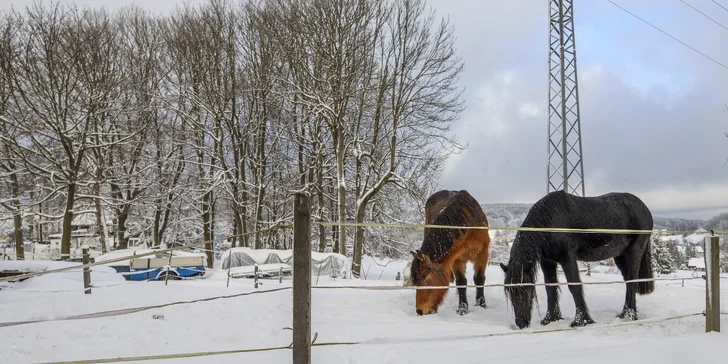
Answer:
[
  {"xmin": 292, "ymin": 193, "xmax": 311, "ymax": 364},
  {"xmin": 82, "ymin": 246, "xmax": 91, "ymax": 295},
  {"xmin": 164, "ymin": 251, "xmax": 173, "ymax": 286},
  {"xmin": 254, "ymin": 264, "xmax": 259, "ymax": 289},
  {"xmin": 226, "ymin": 253, "xmax": 232, "ymax": 288},
  {"xmin": 704, "ymin": 235, "xmax": 720, "ymax": 332}
]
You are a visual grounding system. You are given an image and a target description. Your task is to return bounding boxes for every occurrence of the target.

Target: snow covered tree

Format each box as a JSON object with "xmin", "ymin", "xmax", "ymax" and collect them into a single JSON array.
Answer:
[
  {"xmin": 651, "ymin": 236, "xmax": 673, "ymax": 275},
  {"xmin": 685, "ymin": 245, "xmax": 697, "ymax": 259}
]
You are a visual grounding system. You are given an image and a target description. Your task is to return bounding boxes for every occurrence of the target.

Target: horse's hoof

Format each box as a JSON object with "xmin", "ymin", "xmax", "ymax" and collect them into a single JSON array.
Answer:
[
  {"xmin": 540, "ymin": 314, "xmax": 563, "ymax": 326},
  {"xmin": 617, "ymin": 308, "xmax": 637, "ymax": 321},
  {"xmin": 457, "ymin": 303, "xmax": 469, "ymax": 315},
  {"xmin": 570, "ymin": 317, "xmax": 595, "ymax": 327},
  {"xmin": 475, "ymin": 297, "xmax": 487, "ymax": 309}
]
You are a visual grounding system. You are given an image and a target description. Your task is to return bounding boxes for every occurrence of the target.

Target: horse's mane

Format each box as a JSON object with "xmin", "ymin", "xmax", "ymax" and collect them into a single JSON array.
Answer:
[
  {"xmin": 503, "ymin": 192, "xmax": 564, "ymax": 305},
  {"xmin": 419, "ymin": 190, "xmax": 483, "ymax": 260}
]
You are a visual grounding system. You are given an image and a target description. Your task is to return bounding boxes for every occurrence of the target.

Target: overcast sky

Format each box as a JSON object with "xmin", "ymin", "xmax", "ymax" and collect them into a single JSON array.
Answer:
[{"xmin": 4, "ymin": 0, "xmax": 728, "ymax": 219}]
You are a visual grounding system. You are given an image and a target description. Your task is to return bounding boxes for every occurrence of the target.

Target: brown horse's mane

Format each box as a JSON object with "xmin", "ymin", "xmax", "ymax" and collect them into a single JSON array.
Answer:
[{"xmin": 411, "ymin": 190, "xmax": 483, "ymax": 284}]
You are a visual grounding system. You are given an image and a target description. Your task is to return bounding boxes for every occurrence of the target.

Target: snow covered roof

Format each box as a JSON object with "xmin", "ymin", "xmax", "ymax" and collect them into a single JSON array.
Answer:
[
  {"xmin": 685, "ymin": 234, "xmax": 707, "ymax": 245},
  {"xmin": 95, "ymin": 248, "xmax": 156, "ymax": 266},
  {"xmin": 687, "ymin": 258, "xmax": 705, "ymax": 269},
  {"xmin": 696, "ymin": 246, "xmax": 704, "ymax": 253}
]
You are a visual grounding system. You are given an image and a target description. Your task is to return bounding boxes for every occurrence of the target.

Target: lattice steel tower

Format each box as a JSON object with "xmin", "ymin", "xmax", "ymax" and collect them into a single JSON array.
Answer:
[{"xmin": 547, "ymin": 0, "xmax": 585, "ymax": 196}]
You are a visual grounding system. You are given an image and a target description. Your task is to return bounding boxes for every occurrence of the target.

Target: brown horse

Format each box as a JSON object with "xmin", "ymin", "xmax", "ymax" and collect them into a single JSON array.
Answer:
[{"xmin": 410, "ymin": 190, "xmax": 491, "ymax": 316}]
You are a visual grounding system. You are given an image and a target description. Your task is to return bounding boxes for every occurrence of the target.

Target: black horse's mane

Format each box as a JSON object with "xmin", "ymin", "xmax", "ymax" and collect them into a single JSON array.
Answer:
[
  {"xmin": 502, "ymin": 192, "xmax": 562, "ymax": 304},
  {"xmin": 410, "ymin": 191, "xmax": 483, "ymax": 284}
]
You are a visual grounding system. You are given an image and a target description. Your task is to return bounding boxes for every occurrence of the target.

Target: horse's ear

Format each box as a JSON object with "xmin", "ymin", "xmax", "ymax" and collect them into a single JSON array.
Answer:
[
  {"xmin": 410, "ymin": 250, "xmax": 419, "ymax": 260},
  {"xmin": 420, "ymin": 253, "xmax": 433, "ymax": 266},
  {"xmin": 500, "ymin": 263, "xmax": 508, "ymax": 273}
]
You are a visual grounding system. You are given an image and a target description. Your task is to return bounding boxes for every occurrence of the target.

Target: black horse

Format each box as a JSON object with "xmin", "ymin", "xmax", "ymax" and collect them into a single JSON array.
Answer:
[{"xmin": 500, "ymin": 190, "xmax": 655, "ymax": 329}]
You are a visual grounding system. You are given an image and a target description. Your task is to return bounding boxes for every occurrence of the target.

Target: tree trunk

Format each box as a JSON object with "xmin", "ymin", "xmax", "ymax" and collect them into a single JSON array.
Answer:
[
  {"xmin": 352, "ymin": 204, "xmax": 367, "ymax": 277},
  {"xmin": 60, "ymin": 182, "xmax": 77, "ymax": 260},
  {"xmin": 331, "ymin": 195, "xmax": 339, "ymax": 254},
  {"xmin": 240, "ymin": 163, "xmax": 249, "ymax": 248},
  {"xmin": 9, "ymin": 172, "xmax": 25, "ymax": 260},
  {"xmin": 93, "ymin": 181, "xmax": 107, "ymax": 253},
  {"xmin": 253, "ymin": 113, "xmax": 267, "ymax": 249},
  {"xmin": 334, "ymin": 127, "xmax": 347, "ymax": 256},
  {"xmin": 13, "ymin": 210, "xmax": 24, "ymax": 260},
  {"xmin": 153, "ymin": 203, "xmax": 162, "ymax": 247},
  {"xmin": 202, "ymin": 191, "xmax": 213, "ymax": 268},
  {"xmin": 116, "ymin": 208, "xmax": 129, "ymax": 250},
  {"xmin": 232, "ymin": 207, "xmax": 242, "ymax": 248}
]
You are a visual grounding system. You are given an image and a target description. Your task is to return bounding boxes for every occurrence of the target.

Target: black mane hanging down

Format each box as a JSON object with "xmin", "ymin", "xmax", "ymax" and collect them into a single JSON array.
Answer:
[{"xmin": 410, "ymin": 190, "xmax": 484, "ymax": 283}]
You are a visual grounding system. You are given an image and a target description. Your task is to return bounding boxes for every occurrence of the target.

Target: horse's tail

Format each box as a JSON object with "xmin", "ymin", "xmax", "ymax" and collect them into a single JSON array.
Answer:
[{"xmin": 638, "ymin": 238, "xmax": 655, "ymax": 295}]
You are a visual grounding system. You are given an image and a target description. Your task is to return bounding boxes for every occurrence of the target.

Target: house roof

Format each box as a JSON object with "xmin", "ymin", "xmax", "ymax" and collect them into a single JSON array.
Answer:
[{"xmin": 688, "ymin": 257, "xmax": 705, "ymax": 269}]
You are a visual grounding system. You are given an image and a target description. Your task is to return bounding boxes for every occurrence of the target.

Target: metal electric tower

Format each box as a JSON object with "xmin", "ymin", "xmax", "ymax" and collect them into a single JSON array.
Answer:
[{"xmin": 547, "ymin": 0, "xmax": 585, "ymax": 196}]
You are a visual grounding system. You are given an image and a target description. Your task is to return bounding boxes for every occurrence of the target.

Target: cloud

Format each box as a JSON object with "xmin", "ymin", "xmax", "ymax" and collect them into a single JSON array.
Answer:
[{"xmin": 435, "ymin": 0, "xmax": 728, "ymax": 219}]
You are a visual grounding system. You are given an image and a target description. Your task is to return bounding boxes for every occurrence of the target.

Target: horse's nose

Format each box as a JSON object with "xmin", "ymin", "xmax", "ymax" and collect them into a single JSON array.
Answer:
[{"xmin": 416, "ymin": 309, "xmax": 423, "ymax": 316}]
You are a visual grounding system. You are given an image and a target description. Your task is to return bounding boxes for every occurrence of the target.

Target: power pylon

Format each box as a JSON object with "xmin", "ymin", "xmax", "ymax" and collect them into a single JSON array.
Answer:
[{"xmin": 547, "ymin": 0, "xmax": 585, "ymax": 196}]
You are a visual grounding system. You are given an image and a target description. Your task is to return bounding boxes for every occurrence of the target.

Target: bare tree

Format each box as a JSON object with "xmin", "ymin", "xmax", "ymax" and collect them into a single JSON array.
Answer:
[
  {"xmin": 74, "ymin": 7, "xmax": 127, "ymax": 254},
  {"xmin": 0, "ymin": 10, "xmax": 27, "ymax": 259},
  {"xmin": 350, "ymin": 0, "xmax": 465, "ymax": 275},
  {"xmin": 6, "ymin": 4, "xmax": 97, "ymax": 260}
]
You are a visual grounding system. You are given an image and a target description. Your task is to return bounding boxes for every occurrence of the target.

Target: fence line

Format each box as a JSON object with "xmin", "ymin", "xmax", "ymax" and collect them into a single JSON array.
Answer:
[
  {"xmin": 314, "ymin": 221, "xmax": 728, "ymax": 236},
  {"xmin": 0, "ymin": 224, "xmax": 291, "ymax": 284},
  {"xmin": 37, "ymin": 311, "xmax": 705, "ymax": 364},
  {"xmin": 310, "ymin": 276, "xmax": 706, "ymax": 290}
]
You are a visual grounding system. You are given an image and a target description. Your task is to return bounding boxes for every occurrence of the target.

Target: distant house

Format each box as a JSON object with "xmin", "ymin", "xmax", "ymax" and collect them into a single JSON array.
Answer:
[
  {"xmin": 687, "ymin": 257, "xmax": 705, "ymax": 271},
  {"xmin": 685, "ymin": 229, "xmax": 708, "ymax": 245},
  {"xmin": 658, "ymin": 234, "xmax": 685, "ymax": 245},
  {"xmin": 695, "ymin": 246, "xmax": 704, "ymax": 259}
]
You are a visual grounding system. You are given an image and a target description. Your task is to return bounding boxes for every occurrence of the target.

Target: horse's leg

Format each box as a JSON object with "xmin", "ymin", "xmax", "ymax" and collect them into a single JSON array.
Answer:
[
  {"xmin": 473, "ymin": 239, "xmax": 489, "ymax": 308},
  {"xmin": 616, "ymin": 247, "xmax": 642, "ymax": 320},
  {"xmin": 540, "ymin": 259, "xmax": 563, "ymax": 325},
  {"xmin": 613, "ymin": 254, "xmax": 634, "ymax": 319},
  {"xmin": 561, "ymin": 258, "xmax": 595, "ymax": 327},
  {"xmin": 454, "ymin": 259, "xmax": 469, "ymax": 315}
]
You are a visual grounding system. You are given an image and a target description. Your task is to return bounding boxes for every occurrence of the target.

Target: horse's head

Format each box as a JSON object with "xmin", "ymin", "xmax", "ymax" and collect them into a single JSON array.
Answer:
[
  {"xmin": 501, "ymin": 261, "xmax": 536, "ymax": 329},
  {"xmin": 410, "ymin": 250, "xmax": 449, "ymax": 316}
]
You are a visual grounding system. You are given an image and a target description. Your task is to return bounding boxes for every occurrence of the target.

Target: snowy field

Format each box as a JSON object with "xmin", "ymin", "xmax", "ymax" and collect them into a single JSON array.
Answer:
[{"xmin": 1, "ymin": 257, "xmax": 727, "ymax": 364}]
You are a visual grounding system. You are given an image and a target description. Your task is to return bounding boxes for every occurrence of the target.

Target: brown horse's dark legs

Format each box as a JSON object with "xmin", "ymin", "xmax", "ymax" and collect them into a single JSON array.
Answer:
[
  {"xmin": 561, "ymin": 259, "xmax": 595, "ymax": 327},
  {"xmin": 473, "ymin": 243, "xmax": 489, "ymax": 308},
  {"xmin": 540, "ymin": 259, "xmax": 563, "ymax": 325},
  {"xmin": 473, "ymin": 270, "xmax": 486, "ymax": 308},
  {"xmin": 454, "ymin": 262, "xmax": 469, "ymax": 315}
]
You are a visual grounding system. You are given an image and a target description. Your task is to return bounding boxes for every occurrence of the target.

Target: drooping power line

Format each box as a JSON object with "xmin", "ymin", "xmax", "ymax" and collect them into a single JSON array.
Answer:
[
  {"xmin": 604, "ymin": 0, "xmax": 728, "ymax": 71},
  {"xmin": 712, "ymin": 0, "xmax": 728, "ymax": 13},
  {"xmin": 680, "ymin": 0, "xmax": 728, "ymax": 33}
]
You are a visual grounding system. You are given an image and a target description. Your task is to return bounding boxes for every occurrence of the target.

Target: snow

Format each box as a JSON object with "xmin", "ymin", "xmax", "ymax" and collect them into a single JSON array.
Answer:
[
  {"xmin": 685, "ymin": 231, "xmax": 708, "ymax": 245},
  {"xmin": 688, "ymin": 258, "xmax": 705, "ymax": 270},
  {"xmin": 0, "ymin": 260, "xmax": 125, "ymax": 293},
  {"xmin": 0, "ymin": 258, "xmax": 726, "ymax": 363}
]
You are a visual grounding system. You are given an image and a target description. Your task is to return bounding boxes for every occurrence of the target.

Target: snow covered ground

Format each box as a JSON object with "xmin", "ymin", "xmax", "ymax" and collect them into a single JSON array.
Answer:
[{"xmin": 0, "ymin": 257, "xmax": 726, "ymax": 364}]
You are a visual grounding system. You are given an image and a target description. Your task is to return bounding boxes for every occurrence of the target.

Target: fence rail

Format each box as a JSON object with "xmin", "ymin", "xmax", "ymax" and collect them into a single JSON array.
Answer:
[
  {"xmin": 34, "ymin": 310, "xmax": 709, "ymax": 364},
  {"xmin": 314, "ymin": 221, "xmax": 728, "ymax": 236}
]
